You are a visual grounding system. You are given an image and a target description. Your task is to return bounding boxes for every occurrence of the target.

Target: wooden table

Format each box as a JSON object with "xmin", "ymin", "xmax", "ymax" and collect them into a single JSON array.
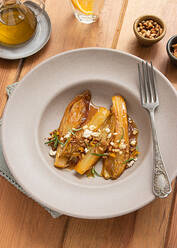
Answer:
[{"xmin": 0, "ymin": 0, "xmax": 176, "ymax": 247}]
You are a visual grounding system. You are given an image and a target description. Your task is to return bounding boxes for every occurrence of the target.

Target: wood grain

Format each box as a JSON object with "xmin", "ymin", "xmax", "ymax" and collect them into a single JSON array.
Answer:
[
  {"xmin": 62, "ymin": 183, "xmax": 176, "ymax": 248},
  {"xmin": 165, "ymin": 179, "xmax": 177, "ymax": 248},
  {"xmin": 116, "ymin": 1, "xmax": 177, "ymax": 247},
  {"xmin": 0, "ymin": 0, "xmax": 176, "ymax": 247},
  {"xmin": 117, "ymin": 0, "xmax": 177, "ymax": 88},
  {"xmin": 20, "ymin": 0, "xmax": 125, "ymax": 79}
]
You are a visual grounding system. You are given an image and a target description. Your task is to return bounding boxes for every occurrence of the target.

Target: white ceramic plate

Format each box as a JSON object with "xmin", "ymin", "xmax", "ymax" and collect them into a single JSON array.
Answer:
[{"xmin": 1, "ymin": 48, "xmax": 177, "ymax": 219}]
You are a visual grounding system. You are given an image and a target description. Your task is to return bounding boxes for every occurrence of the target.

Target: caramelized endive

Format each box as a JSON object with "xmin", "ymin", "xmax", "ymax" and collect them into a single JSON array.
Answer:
[
  {"xmin": 102, "ymin": 96, "xmax": 130, "ymax": 179},
  {"xmin": 46, "ymin": 91, "xmax": 139, "ymax": 180},
  {"xmin": 55, "ymin": 90, "xmax": 91, "ymax": 168}
]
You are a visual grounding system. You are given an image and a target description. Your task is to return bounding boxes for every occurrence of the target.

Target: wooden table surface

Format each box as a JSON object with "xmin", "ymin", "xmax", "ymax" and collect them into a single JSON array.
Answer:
[{"xmin": 0, "ymin": 0, "xmax": 177, "ymax": 247}]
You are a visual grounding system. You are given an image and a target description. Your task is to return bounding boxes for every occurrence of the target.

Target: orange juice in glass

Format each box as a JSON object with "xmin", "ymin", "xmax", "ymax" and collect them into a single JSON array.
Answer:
[{"xmin": 70, "ymin": 0, "xmax": 105, "ymax": 24}]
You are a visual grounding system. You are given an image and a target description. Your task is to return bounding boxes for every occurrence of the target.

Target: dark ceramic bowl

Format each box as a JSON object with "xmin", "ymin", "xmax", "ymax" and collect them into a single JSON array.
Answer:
[{"xmin": 166, "ymin": 35, "xmax": 177, "ymax": 66}]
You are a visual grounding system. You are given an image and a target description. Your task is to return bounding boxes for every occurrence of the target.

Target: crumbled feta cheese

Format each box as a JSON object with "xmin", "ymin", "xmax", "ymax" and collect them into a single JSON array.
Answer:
[
  {"xmin": 113, "ymin": 132, "xmax": 118, "ymax": 136},
  {"xmin": 84, "ymin": 148, "xmax": 89, "ymax": 153},
  {"xmin": 60, "ymin": 137, "xmax": 64, "ymax": 141},
  {"xmin": 110, "ymin": 142, "xmax": 115, "ymax": 146},
  {"xmin": 126, "ymin": 160, "xmax": 135, "ymax": 168},
  {"xmin": 83, "ymin": 129, "xmax": 92, "ymax": 138},
  {"xmin": 49, "ymin": 149, "xmax": 56, "ymax": 157},
  {"xmin": 89, "ymin": 125, "xmax": 96, "ymax": 131},
  {"xmin": 130, "ymin": 139, "xmax": 136, "ymax": 146},
  {"xmin": 64, "ymin": 132, "xmax": 71, "ymax": 138},
  {"xmin": 134, "ymin": 157, "xmax": 137, "ymax": 161},
  {"xmin": 114, "ymin": 149, "xmax": 120, "ymax": 152},
  {"xmin": 133, "ymin": 129, "xmax": 138, "ymax": 135},
  {"xmin": 119, "ymin": 150, "xmax": 123, "ymax": 155},
  {"xmin": 107, "ymin": 133, "xmax": 112, "ymax": 139},
  {"xmin": 119, "ymin": 143, "xmax": 127, "ymax": 149},
  {"xmin": 128, "ymin": 117, "xmax": 132, "ymax": 123},
  {"xmin": 83, "ymin": 125, "xmax": 88, "ymax": 130},
  {"xmin": 105, "ymin": 128, "xmax": 110, "ymax": 133},
  {"xmin": 92, "ymin": 132, "xmax": 100, "ymax": 137}
]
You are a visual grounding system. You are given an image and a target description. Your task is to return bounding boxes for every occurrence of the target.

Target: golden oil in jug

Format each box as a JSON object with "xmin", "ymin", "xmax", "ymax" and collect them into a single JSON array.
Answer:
[{"xmin": 0, "ymin": 0, "xmax": 37, "ymax": 46}]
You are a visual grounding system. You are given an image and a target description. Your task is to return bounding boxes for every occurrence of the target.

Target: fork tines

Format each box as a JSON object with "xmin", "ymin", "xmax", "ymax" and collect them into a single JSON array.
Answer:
[{"xmin": 138, "ymin": 61, "xmax": 159, "ymax": 107}]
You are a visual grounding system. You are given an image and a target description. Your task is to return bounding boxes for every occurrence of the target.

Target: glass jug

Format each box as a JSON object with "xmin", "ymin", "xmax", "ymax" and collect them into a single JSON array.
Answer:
[{"xmin": 0, "ymin": 0, "xmax": 44, "ymax": 46}]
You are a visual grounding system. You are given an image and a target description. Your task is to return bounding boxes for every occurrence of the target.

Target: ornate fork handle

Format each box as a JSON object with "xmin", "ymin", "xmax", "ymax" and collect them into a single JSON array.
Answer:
[{"xmin": 149, "ymin": 111, "xmax": 171, "ymax": 198}]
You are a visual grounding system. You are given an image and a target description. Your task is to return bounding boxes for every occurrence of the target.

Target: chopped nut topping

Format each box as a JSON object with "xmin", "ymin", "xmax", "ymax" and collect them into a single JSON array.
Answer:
[
  {"xmin": 112, "ymin": 148, "xmax": 120, "ymax": 153},
  {"xmin": 133, "ymin": 129, "xmax": 138, "ymax": 135},
  {"xmin": 64, "ymin": 132, "xmax": 71, "ymax": 138},
  {"xmin": 84, "ymin": 147, "xmax": 89, "ymax": 153},
  {"xmin": 119, "ymin": 143, "xmax": 127, "ymax": 150},
  {"xmin": 105, "ymin": 128, "xmax": 111, "ymax": 133},
  {"xmin": 110, "ymin": 141, "xmax": 115, "ymax": 146},
  {"xmin": 130, "ymin": 139, "xmax": 136, "ymax": 146},
  {"xmin": 107, "ymin": 133, "xmax": 112, "ymax": 138},
  {"xmin": 137, "ymin": 19, "xmax": 163, "ymax": 39},
  {"xmin": 83, "ymin": 129, "xmax": 92, "ymax": 138},
  {"xmin": 89, "ymin": 125, "xmax": 96, "ymax": 131},
  {"xmin": 83, "ymin": 125, "xmax": 88, "ymax": 129},
  {"xmin": 99, "ymin": 147, "xmax": 104, "ymax": 151},
  {"xmin": 92, "ymin": 132, "xmax": 100, "ymax": 137},
  {"xmin": 126, "ymin": 160, "xmax": 135, "ymax": 168},
  {"xmin": 49, "ymin": 149, "xmax": 56, "ymax": 157},
  {"xmin": 128, "ymin": 117, "xmax": 132, "ymax": 123}
]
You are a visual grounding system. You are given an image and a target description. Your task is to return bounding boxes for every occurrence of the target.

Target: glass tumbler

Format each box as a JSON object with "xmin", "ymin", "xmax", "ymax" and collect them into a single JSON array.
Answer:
[{"xmin": 70, "ymin": 0, "xmax": 105, "ymax": 24}]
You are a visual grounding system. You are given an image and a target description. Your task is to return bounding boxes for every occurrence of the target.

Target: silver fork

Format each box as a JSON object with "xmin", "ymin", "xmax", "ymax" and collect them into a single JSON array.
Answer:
[{"xmin": 138, "ymin": 61, "xmax": 171, "ymax": 198}]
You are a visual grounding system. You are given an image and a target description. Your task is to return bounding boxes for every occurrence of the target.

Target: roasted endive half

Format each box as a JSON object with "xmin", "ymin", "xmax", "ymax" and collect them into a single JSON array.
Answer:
[
  {"xmin": 102, "ymin": 96, "xmax": 130, "ymax": 179},
  {"xmin": 54, "ymin": 90, "xmax": 91, "ymax": 168},
  {"xmin": 74, "ymin": 107, "xmax": 110, "ymax": 175}
]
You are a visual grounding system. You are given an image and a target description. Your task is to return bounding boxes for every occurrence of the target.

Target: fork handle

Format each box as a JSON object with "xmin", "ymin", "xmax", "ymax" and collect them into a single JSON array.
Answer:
[{"xmin": 149, "ymin": 111, "xmax": 172, "ymax": 198}]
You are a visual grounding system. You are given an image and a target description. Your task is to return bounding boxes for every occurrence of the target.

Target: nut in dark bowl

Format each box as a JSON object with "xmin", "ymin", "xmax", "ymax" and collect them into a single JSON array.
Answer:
[
  {"xmin": 133, "ymin": 15, "xmax": 166, "ymax": 46},
  {"xmin": 166, "ymin": 35, "xmax": 177, "ymax": 66}
]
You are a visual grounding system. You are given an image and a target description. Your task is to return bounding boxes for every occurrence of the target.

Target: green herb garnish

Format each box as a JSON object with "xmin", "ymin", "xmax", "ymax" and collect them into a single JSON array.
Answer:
[
  {"xmin": 84, "ymin": 141, "xmax": 90, "ymax": 149},
  {"xmin": 72, "ymin": 127, "xmax": 82, "ymax": 132},
  {"xmin": 91, "ymin": 167, "xmax": 95, "ymax": 177},
  {"xmin": 69, "ymin": 129, "xmax": 75, "ymax": 136},
  {"xmin": 91, "ymin": 153, "xmax": 109, "ymax": 157},
  {"xmin": 44, "ymin": 138, "xmax": 56, "ymax": 144},
  {"xmin": 91, "ymin": 167, "xmax": 102, "ymax": 177},
  {"xmin": 45, "ymin": 133, "xmax": 64, "ymax": 148},
  {"xmin": 61, "ymin": 137, "xmax": 71, "ymax": 148},
  {"xmin": 95, "ymin": 142, "xmax": 101, "ymax": 147},
  {"xmin": 68, "ymin": 127, "xmax": 82, "ymax": 136},
  {"xmin": 123, "ymin": 158, "xmax": 134, "ymax": 164},
  {"xmin": 54, "ymin": 137, "xmax": 58, "ymax": 148},
  {"xmin": 54, "ymin": 134, "xmax": 64, "ymax": 148},
  {"xmin": 117, "ymin": 127, "xmax": 124, "ymax": 144}
]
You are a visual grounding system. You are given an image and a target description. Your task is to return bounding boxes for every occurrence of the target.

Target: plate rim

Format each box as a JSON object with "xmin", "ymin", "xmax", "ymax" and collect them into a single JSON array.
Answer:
[{"xmin": 1, "ymin": 47, "xmax": 177, "ymax": 219}]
